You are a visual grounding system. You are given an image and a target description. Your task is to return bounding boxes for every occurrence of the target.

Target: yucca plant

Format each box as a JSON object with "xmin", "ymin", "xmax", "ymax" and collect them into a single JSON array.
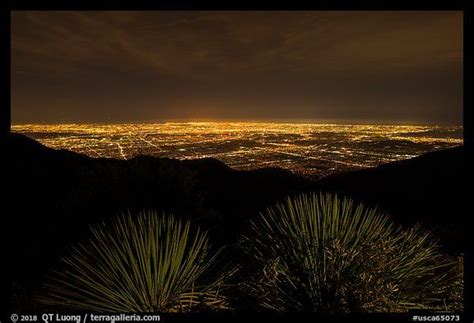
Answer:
[
  {"xmin": 240, "ymin": 192, "xmax": 461, "ymax": 312},
  {"xmin": 40, "ymin": 210, "xmax": 230, "ymax": 312}
]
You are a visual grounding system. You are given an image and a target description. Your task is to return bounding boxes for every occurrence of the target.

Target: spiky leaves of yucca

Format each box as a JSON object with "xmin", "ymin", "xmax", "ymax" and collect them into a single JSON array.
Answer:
[
  {"xmin": 41, "ymin": 211, "xmax": 228, "ymax": 312},
  {"xmin": 241, "ymin": 192, "xmax": 459, "ymax": 312}
]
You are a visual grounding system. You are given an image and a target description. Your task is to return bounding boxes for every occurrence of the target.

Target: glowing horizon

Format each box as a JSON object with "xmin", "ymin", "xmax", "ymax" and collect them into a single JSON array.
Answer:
[{"xmin": 11, "ymin": 118, "xmax": 464, "ymax": 127}]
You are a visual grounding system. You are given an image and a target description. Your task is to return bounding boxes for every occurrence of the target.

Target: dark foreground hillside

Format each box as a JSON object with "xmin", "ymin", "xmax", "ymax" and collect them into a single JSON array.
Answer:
[{"xmin": 1, "ymin": 133, "xmax": 466, "ymax": 311}]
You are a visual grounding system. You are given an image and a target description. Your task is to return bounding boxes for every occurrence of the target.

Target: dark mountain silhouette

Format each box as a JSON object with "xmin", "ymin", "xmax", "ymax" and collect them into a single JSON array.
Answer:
[
  {"xmin": 318, "ymin": 145, "xmax": 465, "ymax": 254},
  {"xmin": 1, "ymin": 133, "xmax": 465, "ymax": 312}
]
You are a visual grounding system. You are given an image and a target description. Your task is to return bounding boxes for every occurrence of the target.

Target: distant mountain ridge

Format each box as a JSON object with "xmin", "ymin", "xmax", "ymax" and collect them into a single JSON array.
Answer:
[{"xmin": 3, "ymin": 133, "xmax": 465, "ymax": 244}]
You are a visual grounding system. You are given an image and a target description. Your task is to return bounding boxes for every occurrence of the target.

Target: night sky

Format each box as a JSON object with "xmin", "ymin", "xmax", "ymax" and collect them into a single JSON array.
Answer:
[{"xmin": 11, "ymin": 11, "xmax": 463, "ymax": 125}]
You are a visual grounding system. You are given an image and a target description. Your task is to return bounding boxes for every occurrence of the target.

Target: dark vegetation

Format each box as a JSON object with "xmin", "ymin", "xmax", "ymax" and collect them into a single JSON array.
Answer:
[
  {"xmin": 1, "ymin": 133, "xmax": 465, "ymax": 312},
  {"xmin": 240, "ymin": 193, "xmax": 461, "ymax": 312},
  {"xmin": 41, "ymin": 211, "xmax": 231, "ymax": 312}
]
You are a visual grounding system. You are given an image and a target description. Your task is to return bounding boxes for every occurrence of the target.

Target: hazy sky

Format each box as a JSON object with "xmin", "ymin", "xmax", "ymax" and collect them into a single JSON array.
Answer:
[{"xmin": 11, "ymin": 11, "xmax": 463, "ymax": 125}]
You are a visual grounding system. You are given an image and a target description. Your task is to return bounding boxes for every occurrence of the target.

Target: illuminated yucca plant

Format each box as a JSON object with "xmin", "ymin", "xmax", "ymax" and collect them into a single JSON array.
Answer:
[
  {"xmin": 241, "ymin": 192, "xmax": 460, "ymax": 312},
  {"xmin": 41, "ymin": 210, "xmax": 229, "ymax": 312}
]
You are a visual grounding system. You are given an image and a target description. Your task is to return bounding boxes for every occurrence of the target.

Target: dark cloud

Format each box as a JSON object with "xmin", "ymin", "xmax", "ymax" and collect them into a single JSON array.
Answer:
[{"xmin": 11, "ymin": 11, "xmax": 463, "ymax": 124}]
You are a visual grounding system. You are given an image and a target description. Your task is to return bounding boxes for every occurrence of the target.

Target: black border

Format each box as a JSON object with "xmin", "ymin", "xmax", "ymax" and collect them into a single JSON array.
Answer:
[
  {"xmin": 2, "ymin": 1, "xmax": 472, "ymax": 322},
  {"xmin": 3, "ymin": 0, "xmax": 469, "ymax": 11},
  {"xmin": 464, "ymin": 7, "xmax": 473, "ymax": 323},
  {"xmin": 0, "ymin": 6, "xmax": 9, "ymax": 137}
]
